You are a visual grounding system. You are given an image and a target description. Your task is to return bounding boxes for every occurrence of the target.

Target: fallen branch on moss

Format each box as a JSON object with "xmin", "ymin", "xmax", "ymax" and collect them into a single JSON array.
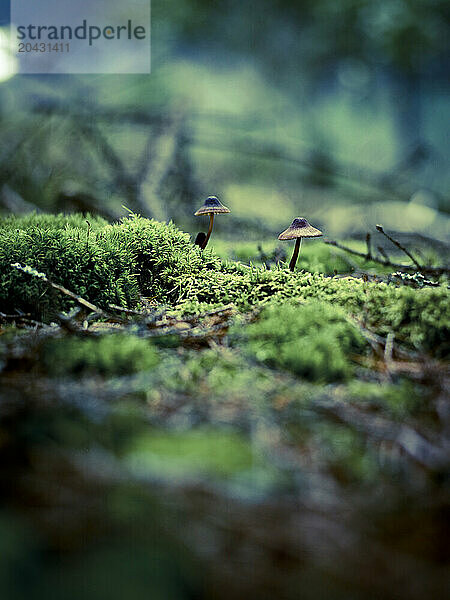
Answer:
[
  {"xmin": 0, "ymin": 310, "xmax": 46, "ymax": 328},
  {"xmin": 108, "ymin": 303, "xmax": 151, "ymax": 316},
  {"xmin": 11, "ymin": 263, "xmax": 105, "ymax": 315},
  {"xmin": 72, "ymin": 303, "xmax": 236, "ymax": 347},
  {"xmin": 375, "ymin": 225, "xmax": 423, "ymax": 270},
  {"xmin": 324, "ymin": 239, "xmax": 449, "ymax": 276},
  {"xmin": 0, "ymin": 311, "xmax": 32, "ymax": 320},
  {"xmin": 138, "ymin": 304, "xmax": 236, "ymax": 347}
]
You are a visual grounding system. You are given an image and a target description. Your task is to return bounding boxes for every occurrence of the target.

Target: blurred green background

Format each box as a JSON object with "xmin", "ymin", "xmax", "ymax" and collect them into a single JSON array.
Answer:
[{"xmin": 0, "ymin": 0, "xmax": 449, "ymax": 244}]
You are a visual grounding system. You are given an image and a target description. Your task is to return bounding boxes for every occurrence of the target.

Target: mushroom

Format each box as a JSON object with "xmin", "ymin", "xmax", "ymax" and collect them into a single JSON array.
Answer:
[
  {"xmin": 194, "ymin": 232, "xmax": 207, "ymax": 247},
  {"xmin": 278, "ymin": 218, "xmax": 323, "ymax": 271},
  {"xmin": 194, "ymin": 196, "xmax": 230, "ymax": 249}
]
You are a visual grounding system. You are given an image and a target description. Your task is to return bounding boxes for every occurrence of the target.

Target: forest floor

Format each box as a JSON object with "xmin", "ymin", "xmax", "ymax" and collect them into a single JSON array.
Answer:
[{"xmin": 0, "ymin": 213, "xmax": 449, "ymax": 600}]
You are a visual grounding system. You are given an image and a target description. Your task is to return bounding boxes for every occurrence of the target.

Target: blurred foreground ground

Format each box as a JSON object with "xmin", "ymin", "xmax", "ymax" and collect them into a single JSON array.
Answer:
[{"xmin": 1, "ymin": 214, "xmax": 449, "ymax": 600}]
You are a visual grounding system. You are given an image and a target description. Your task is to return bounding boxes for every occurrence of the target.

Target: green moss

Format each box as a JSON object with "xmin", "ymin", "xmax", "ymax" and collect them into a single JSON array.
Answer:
[
  {"xmin": 211, "ymin": 238, "xmax": 358, "ymax": 275},
  {"xmin": 179, "ymin": 267, "xmax": 449, "ymax": 356},
  {"xmin": 103, "ymin": 215, "xmax": 220, "ymax": 303},
  {"xmin": 0, "ymin": 212, "xmax": 108, "ymax": 231},
  {"xmin": 234, "ymin": 301, "xmax": 367, "ymax": 382},
  {"xmin": 41, "ymin": 334, "xmax": 159, "ymax": 377},
  {"xmin": 2, "ymin": 228, "xmax": 140, "ymax": 319},
  {"xmin": 149, "ymin": 346, "xmax": 278, "ymax": 401},
  {"xmin": 125, "ymin": 428, "xmax": 255, "ymax": 478},
  {"xmin": 1, "ymin": 214, "xmax": 448, "ymax": 357},
  {"xmin": 345, "ymin": 381, "xmax": 427, "ymax": 419},
  {"xmin": 313, "ymin": 422, "xmax": 379, "ymax": 484},
  {"xmin": 0, "ymin": 213, "xmax": 217, "ymax": 319}
]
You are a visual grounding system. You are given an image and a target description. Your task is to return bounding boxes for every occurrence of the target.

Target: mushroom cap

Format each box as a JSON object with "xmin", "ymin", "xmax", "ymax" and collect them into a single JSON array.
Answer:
[
  {"xmin": 194, "ymin": 196, "xmax": 231, "ymax": 216},
  {"xmin": 278, "ymin": 218, "xmax": 323, "ymax": 240}
]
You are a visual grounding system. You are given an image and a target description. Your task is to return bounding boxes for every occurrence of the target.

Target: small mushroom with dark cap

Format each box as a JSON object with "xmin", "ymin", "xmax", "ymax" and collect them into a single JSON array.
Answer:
[
  {"xmin": 278, "ymin": 217, "xmax": 323, "ymax": 271},
  {"xmin": 194, "ymin": 196, "xmax": 230, "ymax": 249},
  {"xmin": 194, "ymin": 232, "xmax": 207, "ymax": 247}
]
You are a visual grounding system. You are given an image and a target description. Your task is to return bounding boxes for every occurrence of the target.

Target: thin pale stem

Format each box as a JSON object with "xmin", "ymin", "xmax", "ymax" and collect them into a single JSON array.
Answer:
[
  {"xmin": 289, "ymin": 237, "xmax": 302, "ymax": 271},
  {"xmin": 201, "ymin": 213, "xmax": 215, "ymax": 249}
]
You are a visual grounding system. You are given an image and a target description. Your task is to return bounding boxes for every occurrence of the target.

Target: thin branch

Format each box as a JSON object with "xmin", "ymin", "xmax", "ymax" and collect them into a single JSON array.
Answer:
[
  {"xmin": 136, "ymin": 114, "xmax": 184, "ymax": 218},
  {"xmin": 365, "ymin": 233, "xmax": 372, "ymax": 260},
  {"xmin": 33, "ymin": 100, "xmax": 170, "ymax": 127},
  {"xmin": 191, "ymin": 133, "xmax": 414, "ymax": 203},
  {"xmin": 350, "ymin": 318, "xmax": 416, "ymax": 361},
  {"xmin": 315, "ymin": 400, "xmax": 449, "ymax": 472},
  {"xmin": 384, "ymin": 332, "xmax": 395, "ymax": 376},
  {"xmin": 324, "ymin": 240, "xmax": 449, "ymax": 276},
  {"xmin": 134, "ymin": 127, "xmax": 163, "ymax": 186},
  {"xmin": 376, "ymin": 225, "xmax": 422, "ymax": 270},
  {"xmin": 0, "ymin": 311, "xmax": 46, "ymax": 328},
  {"xmin": 0, "ymin": 311, "xmax": 32, "ymax": 320},
  {"xmin": 108, "ymin": 304, "xmax": 150, "ymax": 316},
  {"xmin": 11, "ymin": 263, "xmax": 105, "ymax": 315},
  {"xmin": 30, "ymin": 98, "xmax": 449, "ymax": 206},
  {"xmin": 377, "ymin": 246, "xmax": 391, "ymax": 262},
  {"xmin": 77, "ymin": 119, "xmax": 137, "ymax": 206}
]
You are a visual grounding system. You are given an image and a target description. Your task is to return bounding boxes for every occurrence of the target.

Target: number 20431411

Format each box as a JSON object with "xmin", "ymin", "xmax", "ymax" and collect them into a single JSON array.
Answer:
[{"xmin": 18, "ymin": 43, "xmax": 70, "ymax": 53}]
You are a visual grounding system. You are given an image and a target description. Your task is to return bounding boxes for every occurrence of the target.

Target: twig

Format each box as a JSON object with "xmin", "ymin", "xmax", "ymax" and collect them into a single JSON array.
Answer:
[
  {"xmin": 0, "ymin": 311, "xmax": 46, "ymax": 328},
  {"xmin": 0, "ymin": 311, "xmax": 32, "ymax": 320},
  {"xmin": 11, "ymin": 263, "xmax": 105, "ymax": 315},
  {"xmin": 377, "ymin": 246, "xmax": 391, "ymax": 262},
  {"xmin": 33, "ymin": 100, "xmax": 170, "ymax": 127},
  {"xmin": 391, "ymin": 272, "xmax": 441, "ymax": 288},
  {"xmin": 350, "ymin": 318, "xmax": 415, "ymax": 361},
  {"xmin": 77, "ymin": 119, "xmax": 137, "ymax": 207},
  {"xmin": 365, "ymin": 233, "xmax": 372, "ymax": 260},
  {"xmin": 192, "ymin": 134, "xmax": 412, "ymax": 202},
  {"xmin": 108, "ymin": 304, "xmax": 149, "ymax": 316},
  {"xmin": 175, "ymin": 304, "xmax": 235, "ymax": 323},
  {"xmin": 384, "ymin": 332, "xmax": 395, "ymax": 376},
  {"xmin": 134, "ymin": 127, "xmax": 163, "ymax": 186},
  {"xmin": 376, "ymin": 225, "xmax": 422, "ymax": 270},
  {"xmin": 324, "ymin": 240, "xmax": 449, "ymax": 276},
  {"xmin": 315, "ymin": 400, "xmax": 449, "ymax": 472},
  {"xmin": 136, "ymin": 113, "xmax": 184, "ymax": 218},
  {"xmin": 30, "ymin": 98, "xmax": 449, "ymax": 208}
]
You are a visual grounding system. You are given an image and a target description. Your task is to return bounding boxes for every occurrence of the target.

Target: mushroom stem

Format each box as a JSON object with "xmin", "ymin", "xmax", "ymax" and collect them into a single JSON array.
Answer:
[
  {"xmin": 201, "ymin": 213, "xmax": 215, "ymax": 249},
  {"xmin": 289, "ymin": 237, "xmax": 302, "ymax": 271}
]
